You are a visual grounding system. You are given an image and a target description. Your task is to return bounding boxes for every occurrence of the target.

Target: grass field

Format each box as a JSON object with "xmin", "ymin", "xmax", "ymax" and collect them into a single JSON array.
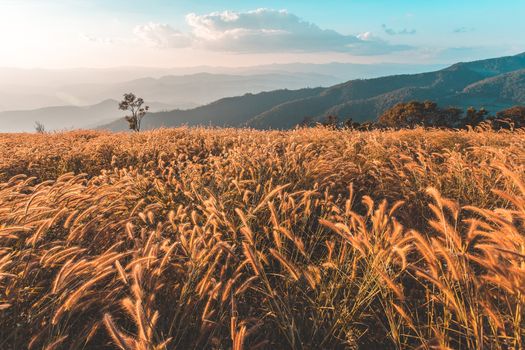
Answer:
[{"xmin": 0, "ymin": 127, "xmax": 524, "ymax": 349}]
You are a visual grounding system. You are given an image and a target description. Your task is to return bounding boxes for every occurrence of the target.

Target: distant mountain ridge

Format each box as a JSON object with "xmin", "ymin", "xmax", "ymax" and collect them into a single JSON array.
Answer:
[
  {"xmin": 0, "ymin": 71, "xmax": 340, "ymax": 132},
  {"xmin": 56, "ymin": 72, "xmax": 340, "ymax": 111},
  {"xmin": 0, "ymin": 71, "xmax": 341, "ymax": 113},
  {"xmin": 0, "ymin": 62, "xmax": 443, "ymax": 113},
  {"xmin": 127, "ymin": 88, "xmax": 324, "ymax": 129},
  {"xmin": 101, "ymin": 52, "xmax": 525, "ymax": 131},
  {"xmin": 0, "ymin": 100, "xmax": 120, "ymax": 133},
  {"xmin": 0, "ymin": 99, "xmax": 191, "ymax": 133}
]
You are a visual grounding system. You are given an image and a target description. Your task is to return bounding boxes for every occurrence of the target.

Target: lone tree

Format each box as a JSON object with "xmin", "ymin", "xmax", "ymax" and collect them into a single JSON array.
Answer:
[
  {"xmin": 34, "ymin": 121, "xmax": 45, "ymax": 134},
  {"xmin": 119, "ymin": 93, "xmax": 149, "ymax": 132}
]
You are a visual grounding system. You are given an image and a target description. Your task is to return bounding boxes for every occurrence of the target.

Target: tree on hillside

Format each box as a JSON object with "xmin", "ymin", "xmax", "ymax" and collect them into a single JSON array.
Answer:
[
  {"xmin": 119, "ymin": 93, "xmax": 149, "ymax": 132},
  {"xmin": 464, "ymin": 107, "xmax": 489, "ymax": 127},
  {"xmin": 495, "ymin": 106, "xmax": 525, "ymax": 129},
  {"xmin": 35, "ymin": 121, "xmax": 45, "ymax": 134},
  {"xmin": 323, "ymin": 114, "xmax": 339, "ymax": 128},
  {"xmin": 378, "ymin": 101, "xmax": 463, "ymax": 128},
  {"xmin": 298, "ymin": 116, "xmax": 315, "ymax": 128},
  {"xmin": 343, "ymin": 117, "xmax": 361, "ymax": 129}
]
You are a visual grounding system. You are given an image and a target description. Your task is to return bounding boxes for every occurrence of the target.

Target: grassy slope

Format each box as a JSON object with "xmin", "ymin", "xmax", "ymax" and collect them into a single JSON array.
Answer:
[{"xmin": 0, "ymin": 127, "xmax": 524, "ymax": 349}]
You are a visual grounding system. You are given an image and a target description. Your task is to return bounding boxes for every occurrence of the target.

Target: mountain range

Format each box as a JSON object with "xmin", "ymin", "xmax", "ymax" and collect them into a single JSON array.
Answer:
[
  {"xmin": 0, "ymin": 62, "xmax": 443, "ymax": 112},
  {"xmin": 101, "ymin": 52, "xmax": 525, "ymax": 131},
  {"xmin": 0, "ymin": 100, "xmax": 121, "ymax": 133},
  {"xmin": 0, "ymin": 62, "xmax": 447, "ymax": 132},
  {"xmin": 0, "ymin": 72, "xmax": 339, "ymax": 113},
  {"xmin": 0, "ymin": 72, "xmax": 339, "ymax": 132},
  {"xmin": 55, "ymin": 72, "xmax": 339, "ymax": 110}
]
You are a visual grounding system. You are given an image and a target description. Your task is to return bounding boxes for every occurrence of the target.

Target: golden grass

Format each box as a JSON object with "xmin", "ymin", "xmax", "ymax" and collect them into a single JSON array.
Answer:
[{"xmin": 0, "ymin": 126, "xmax": 523, "ymax": 349}]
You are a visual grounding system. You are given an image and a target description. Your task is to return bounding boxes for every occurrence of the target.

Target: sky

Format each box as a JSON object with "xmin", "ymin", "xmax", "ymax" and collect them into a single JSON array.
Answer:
[{"xmin": 1, "ymin": 0, "xmax": 524, "ymax": 68}]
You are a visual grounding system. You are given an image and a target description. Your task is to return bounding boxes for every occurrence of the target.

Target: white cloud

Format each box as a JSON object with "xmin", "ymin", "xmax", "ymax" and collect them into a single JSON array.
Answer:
[
  {"xmin": 381, "ymin": 24, "xmax": 416, "ymax": 36},
  {"xmin": 134, "ymin": 22, "xmax": 192, "ymax": 48},
  {"xmin": 134, "ymin": 8, "xmax": 412, "ymax": 55}
]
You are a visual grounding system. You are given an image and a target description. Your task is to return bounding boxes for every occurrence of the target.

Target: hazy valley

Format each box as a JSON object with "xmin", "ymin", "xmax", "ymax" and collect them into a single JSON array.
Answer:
[{"xmin": 0, "ymin": 62, "xmax": 443, "ymax": 132}]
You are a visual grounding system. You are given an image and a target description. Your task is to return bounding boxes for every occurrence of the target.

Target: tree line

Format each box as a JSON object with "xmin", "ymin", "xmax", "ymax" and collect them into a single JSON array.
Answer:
[{"xmin": 301, "ymin": 101, "xmax": 525, "ymax": 131}]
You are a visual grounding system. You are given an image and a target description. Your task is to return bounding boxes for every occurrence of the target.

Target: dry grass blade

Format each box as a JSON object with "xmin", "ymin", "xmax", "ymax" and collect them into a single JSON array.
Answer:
[{"xmin": 0, "ymin": 127, "xmax": 522, "ymax": 349}]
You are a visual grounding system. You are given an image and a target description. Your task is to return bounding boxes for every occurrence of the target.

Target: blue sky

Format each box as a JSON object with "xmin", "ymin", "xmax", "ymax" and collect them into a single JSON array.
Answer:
[{"xmin": 1, "ymin": 0, "xmax": 524, "ymax": 68}]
